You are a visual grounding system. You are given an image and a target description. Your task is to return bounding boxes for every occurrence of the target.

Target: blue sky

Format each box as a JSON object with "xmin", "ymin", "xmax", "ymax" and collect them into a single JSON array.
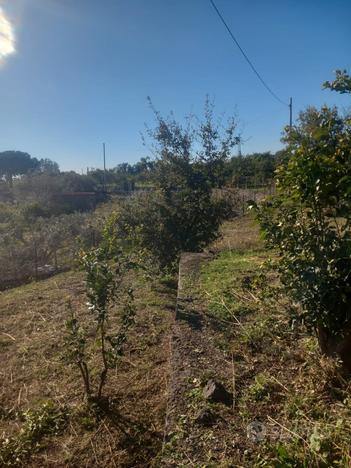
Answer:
[{"xmin": 0, "ymin": 0, "xmax": 350, "ymax": 172}]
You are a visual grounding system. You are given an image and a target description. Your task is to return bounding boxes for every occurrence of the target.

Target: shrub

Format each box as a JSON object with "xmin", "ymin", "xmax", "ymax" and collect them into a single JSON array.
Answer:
[
  {"xmin": 252, "ymin": 72, "xmax": 351, "ymax": 370},
  {"xmin": 118, "ymin": 188, "xmax": 229, "ymax": 271},
  {"xmin": 117, "ymin": 99, "xmax": 238, "ymax": 270}
]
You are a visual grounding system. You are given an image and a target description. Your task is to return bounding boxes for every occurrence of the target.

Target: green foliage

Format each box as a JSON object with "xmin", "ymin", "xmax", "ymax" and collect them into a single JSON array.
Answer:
[
  {"xmin": 253, "ymin": 73, "xmax": 351, "ymax": 355},
  {"xmin": 87, "ymin": 158, "xmax": 156, "ymax": 191},
  {"xmin": 37, "ymin": 158, "xmax": 60, "ymax": 175},
  {"xmin": 119, "ymin": 189, "xmax": 229, "ymax": 271},
  {"xmin": 117, "ymin": 100, "xmax": 237, "ymax": 270},
  {"xmin": 194, "ymin": 97, "xmax": 239, "ymax": 187},
  {"xmin": 80, "ymin": 246, "xmax": 117, "ymax": 323},
  {"xmin": 323, "ymin": 69, "xmax": 351, "ymax": 95},
  {"xmin": 65, "ymin": 302, "xmax": 91, "ymax": 397},
  {"xmin": 64, "ymin": 225, "xmax": 136, "ymax": 401},
  {"xmin": 247, "ymin": 373, "xmax": 275, "ymax": 401},
  {"xmin": 228, "ymin": 151, "xmax": 278, "ymax": 188},
  {"xmin": 0, "ymin": 151, "xmax": 39, "ymax": 187},
  {"xmin": 258, "ymin": 421, "xmax": 351, "ymax": 468},
  {"xmin": 0, "ymin": 402, "xmax": 68, "ymax": 466}
]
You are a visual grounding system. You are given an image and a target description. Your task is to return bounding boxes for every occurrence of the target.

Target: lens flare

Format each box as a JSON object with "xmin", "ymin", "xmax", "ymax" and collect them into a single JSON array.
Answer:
[{"xmin": 0, "ymin": 7, "xmax": 15, "ymax": 63}]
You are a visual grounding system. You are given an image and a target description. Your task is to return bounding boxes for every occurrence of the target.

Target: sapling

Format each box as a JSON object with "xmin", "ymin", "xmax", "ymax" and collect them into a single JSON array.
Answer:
[{"xmin": 64, "ymin": 238, "xmax": 135, "ymax": 402}]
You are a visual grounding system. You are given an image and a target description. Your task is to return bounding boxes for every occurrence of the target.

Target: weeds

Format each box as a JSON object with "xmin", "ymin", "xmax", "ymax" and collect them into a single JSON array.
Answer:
[
  {"xmin": 248, "ymin": 373, "xmax": 275, "ymax": 402},
  {"xmin": 0, "ymin": 402, "xmax": 68, "ymax": 466}
]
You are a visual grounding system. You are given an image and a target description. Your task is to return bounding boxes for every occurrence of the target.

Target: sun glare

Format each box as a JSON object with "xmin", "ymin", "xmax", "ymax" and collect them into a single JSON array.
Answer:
[{"xmin": 0, "ymin": 7, "xmax": 15, "ymax": 63}]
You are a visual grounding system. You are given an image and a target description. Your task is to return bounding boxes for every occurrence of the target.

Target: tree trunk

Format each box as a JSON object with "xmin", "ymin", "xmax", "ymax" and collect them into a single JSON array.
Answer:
[{"xmin": 6, "ymin": 174, "xmax": 13, "ymax": 188}]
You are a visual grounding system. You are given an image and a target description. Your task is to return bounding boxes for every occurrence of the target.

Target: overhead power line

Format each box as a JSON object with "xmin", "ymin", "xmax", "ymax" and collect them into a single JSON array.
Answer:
[{"xmin": 209, "ymin": 0, "xmax": 289, "ymax": 108}]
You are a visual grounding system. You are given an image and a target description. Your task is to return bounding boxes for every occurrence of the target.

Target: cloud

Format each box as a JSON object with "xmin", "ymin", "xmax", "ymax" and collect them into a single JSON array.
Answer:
[{"xmin": 0, "ymin": 7, "xmax": 15, "ymax": 63}]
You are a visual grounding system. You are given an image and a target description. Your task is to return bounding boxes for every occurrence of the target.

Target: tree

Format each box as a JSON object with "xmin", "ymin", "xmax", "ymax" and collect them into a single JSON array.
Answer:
[
  {"xmin": 64, "ymin": 226, "xmax": 135, "ymax": 402},
  {"xmin": 253, "ymin": 71, "xmax": 351, "ymax": 370},
  {"xmin": 118, "ymin": 100, "xmax": 237, "ymax": 270},
  {"xmin": 323, "ymin": 69, "xmax": 351, "ymax": 94},
  {"xmin": 195, "ymin": 97, "xmax": 239, "ymax": 187},
  {"xmin": 228, "ymin": 152, "xmax": 277, "ymax": 187},
  {"xmin": 0, "ymin": 151, "xmax": 39, "ymax": 187},
  {"xmin": 38, "ymin": 158, "xmax": 60, "ymax": 175}
]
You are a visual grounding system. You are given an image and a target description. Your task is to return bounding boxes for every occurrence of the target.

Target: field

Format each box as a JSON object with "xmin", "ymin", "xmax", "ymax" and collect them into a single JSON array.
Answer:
[{"xmin": 1, "ymin": 215, "xmax": 350, "ymax": 467}]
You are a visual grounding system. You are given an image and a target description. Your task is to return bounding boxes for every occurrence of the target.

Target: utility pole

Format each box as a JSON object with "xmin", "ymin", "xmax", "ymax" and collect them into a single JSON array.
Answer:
[
  {"xmin": 289, "ymin": 97, "xmax": 293, "ymax": 130},
  {"xmin": 103, "ymin": 143, "xmax": 106, "ymax": 192}
]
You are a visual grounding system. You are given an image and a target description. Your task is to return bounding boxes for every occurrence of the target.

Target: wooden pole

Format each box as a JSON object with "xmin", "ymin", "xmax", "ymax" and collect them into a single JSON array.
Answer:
[{"xmin": 103, "ymin": 143, "xmax": 106, "ymax": 192}]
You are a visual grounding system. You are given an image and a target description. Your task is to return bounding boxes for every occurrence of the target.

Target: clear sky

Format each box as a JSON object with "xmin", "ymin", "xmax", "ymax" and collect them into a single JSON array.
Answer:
[{"xmin": 0, "ymin": 0, "xmax": 350, "ymax": 172}]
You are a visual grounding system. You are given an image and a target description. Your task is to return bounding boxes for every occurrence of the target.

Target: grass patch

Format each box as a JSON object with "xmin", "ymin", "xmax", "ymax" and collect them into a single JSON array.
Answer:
[
  {"xmin": 200, "ymin": 249, "xmax": 265, "ymax": 321},
  {"xmin": 196, "ymin": 216, "xmax": 351, "ymax": 466}
]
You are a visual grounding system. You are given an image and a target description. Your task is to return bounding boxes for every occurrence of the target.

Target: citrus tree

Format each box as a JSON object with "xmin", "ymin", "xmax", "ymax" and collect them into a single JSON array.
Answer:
[
  {"xmin": 254, "ymin": 71, "xmax": 351, "ymax": 370},
  {"xmin": 64, "ymin": 217, "xmax": 136, "ymax": 402}
]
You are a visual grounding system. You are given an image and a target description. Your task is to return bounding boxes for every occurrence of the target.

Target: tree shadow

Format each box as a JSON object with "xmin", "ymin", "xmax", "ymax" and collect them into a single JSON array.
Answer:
[{"xmin": 94, "ymin": 398, "xmax": 163, "ymax": 465}]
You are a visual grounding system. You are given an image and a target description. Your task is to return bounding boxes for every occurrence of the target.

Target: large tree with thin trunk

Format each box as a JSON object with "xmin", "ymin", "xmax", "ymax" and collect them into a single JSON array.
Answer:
[{"xmin": 0, "ymin": 151, "xmax": 39, "ymax": 187}]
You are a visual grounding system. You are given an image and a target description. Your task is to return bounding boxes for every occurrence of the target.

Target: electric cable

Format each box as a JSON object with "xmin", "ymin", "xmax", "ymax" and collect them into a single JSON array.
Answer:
[{"xmin": 210, "ymin": 0, "xmax": 289, "ymax": 107}]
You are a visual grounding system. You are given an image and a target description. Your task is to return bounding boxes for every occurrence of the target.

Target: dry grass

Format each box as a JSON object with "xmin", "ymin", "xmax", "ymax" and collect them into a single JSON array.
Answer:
[
  {"xmin": 212, "ymin": 214, "xmax": 263, "ymax": 253},
  {"xmin": 0, "ymin": 269, "xmax": 176, "ymax": 467},
  {"xmin": 2, "ymin": 214, "xmax": 350, "ymax": 467}
]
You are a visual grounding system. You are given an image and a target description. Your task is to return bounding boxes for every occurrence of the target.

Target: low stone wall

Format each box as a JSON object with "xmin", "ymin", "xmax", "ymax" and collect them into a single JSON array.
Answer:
[{"xmin": 162, "ymin": 252, "xmax": 234, "ymax": 466}]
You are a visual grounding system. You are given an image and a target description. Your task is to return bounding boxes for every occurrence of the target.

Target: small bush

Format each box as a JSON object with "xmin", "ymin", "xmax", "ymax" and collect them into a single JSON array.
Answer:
[{"xmin": 118, "ymin": 188, "xmax": 230, "ymax": 271}]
